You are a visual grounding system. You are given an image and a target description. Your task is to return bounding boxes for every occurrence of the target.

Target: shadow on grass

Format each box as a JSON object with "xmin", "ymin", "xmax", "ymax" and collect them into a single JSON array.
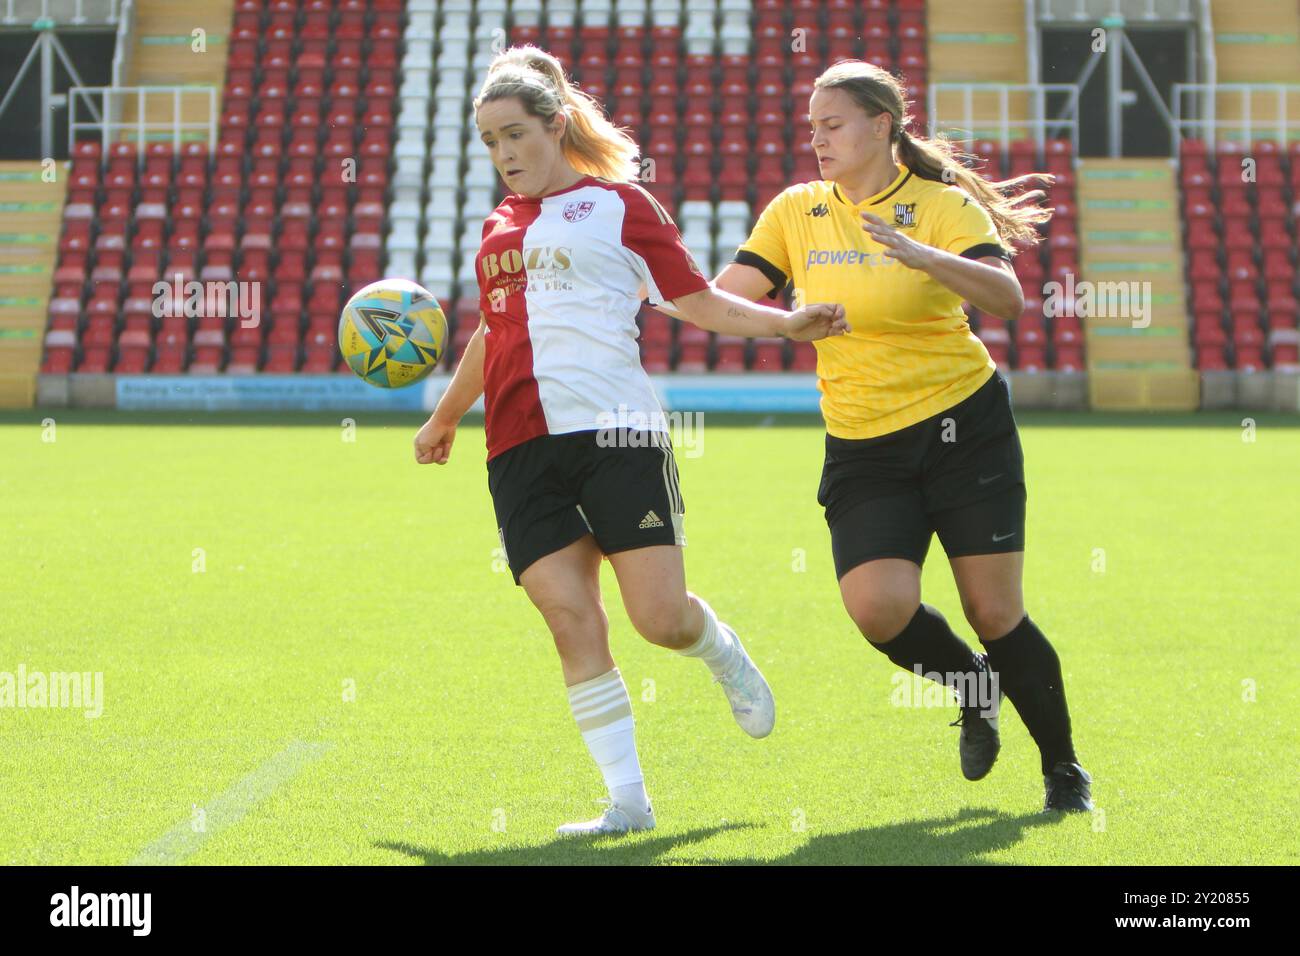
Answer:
[
  {"xmin": 376, "ymin": 823, "xmax": 750, "ymax": 866},
  {"xmin": 375, "ymin": 807, "xmax": 1062, "ymax": 866}
]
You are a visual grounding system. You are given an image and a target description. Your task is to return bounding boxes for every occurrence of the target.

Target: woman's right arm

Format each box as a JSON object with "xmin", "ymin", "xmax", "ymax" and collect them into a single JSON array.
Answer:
[
  {"xmin": 644, "ymin": 265, "xmax": 843, "ymax": 340},
  {"xmin": 668, "ymin": 284, "xmax": 845, "ymax": 340},
  {"xmin": 651, "ymin": 263, "xmax": 774, "ymax": 319},
  {"xmin": 712, "ymin": 262, "xmax": 779, "ymax": 302},
  {"xmin": 414, "ymin": 315, "xmax": 486, "ymax": 465}
]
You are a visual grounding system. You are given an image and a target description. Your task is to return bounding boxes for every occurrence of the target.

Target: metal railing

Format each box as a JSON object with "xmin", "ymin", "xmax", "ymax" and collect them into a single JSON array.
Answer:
[
  {"xmin": 1172, "ymin": 83, "xmax": 1300, "ymax": 148},
  {"xmin": 1, "ymin": 0, "xmax": 119, "ymax": 25},
  {"xmin": 1198, "ymin": 0, "xmax": 1215, "ymax": 89},
  {"xmin": 1026, "ymin": 0, "xmax": 1041, "ymax": 94},
  {"xmin": 1036, "ymin": 0, "xmax": 1196, "ymax": 21},
  {"xmin": 110, "ymin": 0, "xmax": 134, "ymax": 88},
  {"xmin": 68, "ymin": 85, "xmax": 218, "ymax": 156},
  {"xmin": 928, "ymin": 83, "xmax": 1082, "ymax": 154}
]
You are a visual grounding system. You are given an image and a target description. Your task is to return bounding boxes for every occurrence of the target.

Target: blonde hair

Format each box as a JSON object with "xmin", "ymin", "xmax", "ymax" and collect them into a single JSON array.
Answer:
[
  {"xmin": 474, "ymin": 45, "xmax": 640, "ymax": 183},
  {"xmin": 814, "ymin": 60, "xmax": 1053, "ymax": 248}
]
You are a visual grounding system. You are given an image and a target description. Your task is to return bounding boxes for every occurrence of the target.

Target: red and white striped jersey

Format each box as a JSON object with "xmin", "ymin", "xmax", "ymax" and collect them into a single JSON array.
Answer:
[{"xmin": 475, "ymin": 175, "xmax": 709, "ymax": 460}]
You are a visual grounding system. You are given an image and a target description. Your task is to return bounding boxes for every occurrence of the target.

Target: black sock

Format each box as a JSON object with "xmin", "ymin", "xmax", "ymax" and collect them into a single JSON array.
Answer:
[
  {"xmin": 869, "ymin": 603, "xmax": 982, "ymax": 691},
  {"xmin": 981, "ymin": 615, "xmax": 1078, "ymax": 775}
]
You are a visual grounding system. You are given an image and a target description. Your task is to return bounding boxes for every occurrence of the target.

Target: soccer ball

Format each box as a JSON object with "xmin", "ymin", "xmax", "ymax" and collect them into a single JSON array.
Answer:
[{"xmin": 338, "ymin": 278, "xmax": 448, "ymax": 388}]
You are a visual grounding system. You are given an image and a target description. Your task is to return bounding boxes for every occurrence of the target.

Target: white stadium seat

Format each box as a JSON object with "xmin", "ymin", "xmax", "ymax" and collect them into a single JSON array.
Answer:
[
  {"xmin": 455, "ymin": 258, "xmax": 480, "ymax": 287},
  {"xmin": 588, "ymin": 9, "xmax": 615, "ymax": 29},
  {"xmin": 394, "ymin": 155, "xmax": 426, "ymax": 190},
  {"xmin": 427, "ymin": 186, "xmax": 460, "ymax": 216},
  {"xmin": 391, "ymin": 183, "xmax": 423, "ymax": 209},
  {"xmin": 428, "ymin": 157, "xmax": 462, "ymax": 188},
  {"xmin": 431, "ymin": 136, "xmax": 463, "ymax": 161},
  {"xmin": 420, "ymin": 269, "xmax": 456, "ymax": 303},
  {"xmin": 717, "ymin": 200, "xmax": 753, "ymax": 248},
  {"xmin": 546, "ymin": 6, "xmax": 576, "ymax": 28},
  {"xmin": 388, "ymin": 221, "xmax": 420, "ymax": 254},
  {"xmin": 684, "ymin": 11, "xmax": 717, "ymax": 55},
  {"xmin": 401, "ymin": 68, "xmax": 432, "ymax": 98},
  {"xmin": 465, "ymin": 157, "xmax": 496, "ymax": 188},
  {"xmin": 386, "ymin": 251, "xmax": 418, "ymax": 280},
  {"xmin": 512, "ymin": 0, "xmax": 544, "ymax": 20},
  {"xmin": 395, "ymin": 136, "xmax": 429, "ymax": 161},
  {"xmin": 402, "ymin": 40, "xmax": 434, "ymax": 69},
  {"xmin": 406, "ymin": 10, "xmax": 435, "ymax": 34},
  {"xmin": 432, "ymin": 107, "xmax": 465, "ymax": 132},
  {"xmin": 399, "ymin": 104, "xmax": 430, "ymax": 135},
  {"xmin": 438, "ymin": 45, "xmax": 471, "ymax": 70},
  {"xmin": 462, "ymin": 186, "xmax": 496, "ymax": 218}
]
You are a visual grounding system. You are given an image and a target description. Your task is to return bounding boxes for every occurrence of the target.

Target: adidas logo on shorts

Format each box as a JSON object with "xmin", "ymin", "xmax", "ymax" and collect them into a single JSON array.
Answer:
[{"xmin": 639, "ymin": 510, "xmax": 665, "ymax": 529}]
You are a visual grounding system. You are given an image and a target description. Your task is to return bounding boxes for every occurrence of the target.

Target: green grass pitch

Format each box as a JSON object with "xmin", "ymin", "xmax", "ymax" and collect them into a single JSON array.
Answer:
[{"xmin": 1, "ymin": 409, "xmax": 1297, "ymax": 865}]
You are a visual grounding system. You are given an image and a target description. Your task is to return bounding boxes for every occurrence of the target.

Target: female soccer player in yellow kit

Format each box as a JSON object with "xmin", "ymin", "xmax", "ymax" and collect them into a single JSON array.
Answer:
[{"xmin": 715, "ymin": 61, "xmax": 1092, "ymax": 812}]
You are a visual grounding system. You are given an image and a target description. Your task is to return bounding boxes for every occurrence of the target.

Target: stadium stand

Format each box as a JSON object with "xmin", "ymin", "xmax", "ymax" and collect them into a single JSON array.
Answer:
[
  {"xmin": 41, "ymin": 0, "xmax": 401, "ymax": 375},
  {"xmin": 1174, "ymin": 0, "xmax": 1300, "ymax": 379},
  {"xmin": 0, "ymin": 164, "xmax": 65, "ymax": 405},
  {"xmin": 1179, "ymin": 137, "xmax": 1300, "ymax": 377},
  {"xmin": 22, "ymin": 0, "xmax": 1300, "ymax": 404},
  {"xmin": 1079, "ymin": 158, "xmax": 1198, "ymax": 409}
]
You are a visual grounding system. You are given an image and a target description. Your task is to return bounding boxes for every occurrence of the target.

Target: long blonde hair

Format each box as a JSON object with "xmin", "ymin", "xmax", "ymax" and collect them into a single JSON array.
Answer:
[
  {"xmin": 474, "ymin": 46, "xmax": 640, "ymax": 183},
  {"xmin": 814, "ymin": 60, "xmax": 1053, "ymax": 247}
]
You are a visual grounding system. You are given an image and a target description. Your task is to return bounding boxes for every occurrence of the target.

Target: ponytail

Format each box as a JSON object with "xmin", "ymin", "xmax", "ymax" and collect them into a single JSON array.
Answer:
[{"xmin": 895, "ymin": 127, "xmax": 1053, "ymax": 247}]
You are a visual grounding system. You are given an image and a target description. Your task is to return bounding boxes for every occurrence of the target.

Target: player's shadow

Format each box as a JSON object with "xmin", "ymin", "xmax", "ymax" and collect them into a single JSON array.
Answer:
[
  {"xmin": 698, "ymin": 806, "xmax": 1061, "ymax": 866},
  {"xmin": 375, "ymin": 823, "xmax": 753, "ymax": 866},
  {"xmin": 375, "ymin": 808, "xmax": 1057, "ymax": 865}
]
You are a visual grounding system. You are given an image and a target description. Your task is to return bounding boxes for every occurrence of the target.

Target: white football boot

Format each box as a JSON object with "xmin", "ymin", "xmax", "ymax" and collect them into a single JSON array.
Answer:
[
  {"xmin": 556, "ymin": 798, "xmax": 655, "ymax": 837},
  {"xmin": 713, "ymin": 624, "xmax": 776, "ymax": 738}
]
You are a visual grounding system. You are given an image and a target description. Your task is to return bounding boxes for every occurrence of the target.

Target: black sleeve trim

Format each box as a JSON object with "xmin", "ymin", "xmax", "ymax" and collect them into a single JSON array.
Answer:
[
  {"xmin": 733, "ymin": 250, "xmax": 787, "ymax": 300},
  {"xmin": 960, "ymin": 242, "xmax": 1012, "ymax": 262}
]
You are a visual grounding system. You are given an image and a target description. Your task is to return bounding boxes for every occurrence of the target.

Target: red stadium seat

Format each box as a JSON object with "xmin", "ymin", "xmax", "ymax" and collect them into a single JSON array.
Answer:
[
  {"xmin": 751, "ymin": 342, "xmax": 785, "ymax": 372},
  {"xmin": 789, "ymin": 341, "xmax": 817, "ymax": 371}
]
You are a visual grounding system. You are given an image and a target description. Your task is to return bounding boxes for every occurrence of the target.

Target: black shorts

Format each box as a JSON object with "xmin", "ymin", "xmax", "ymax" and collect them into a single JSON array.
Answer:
[
  {"xmin": 486, "ymin": 429, "xmax": 686, "ymax": 585},
  {"xmin": 817, "ymin": 369, "xmax": 1027, "ymax": 578}
]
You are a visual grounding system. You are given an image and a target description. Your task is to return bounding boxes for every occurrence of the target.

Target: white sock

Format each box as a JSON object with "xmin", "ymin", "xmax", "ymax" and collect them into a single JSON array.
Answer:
[
  {"xmin": 566, "ymin": 667, "xmax": 650, "ymax": 811},
  {"xmin": 677, "ymin": 594, "xmax": 737, "ymax": 677}
]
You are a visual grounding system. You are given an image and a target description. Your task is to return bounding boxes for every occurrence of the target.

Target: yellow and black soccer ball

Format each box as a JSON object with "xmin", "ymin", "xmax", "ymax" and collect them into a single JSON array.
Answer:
[{"xmin": 338, "ymin": 278, "xmax": 448, "ymax": 388}]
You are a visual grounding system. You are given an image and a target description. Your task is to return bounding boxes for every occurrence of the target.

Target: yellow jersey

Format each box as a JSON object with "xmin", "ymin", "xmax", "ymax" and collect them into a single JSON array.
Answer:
[{"xmin": 734, "ymin": 163, "xmax": 1009, "ymax": 438}]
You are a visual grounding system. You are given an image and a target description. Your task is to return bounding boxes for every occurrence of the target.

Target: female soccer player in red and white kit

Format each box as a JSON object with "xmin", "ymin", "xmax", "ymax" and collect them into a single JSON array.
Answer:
[{"xmin": 413, "ymin": 47, "xmax": 847, "ymax": 836}]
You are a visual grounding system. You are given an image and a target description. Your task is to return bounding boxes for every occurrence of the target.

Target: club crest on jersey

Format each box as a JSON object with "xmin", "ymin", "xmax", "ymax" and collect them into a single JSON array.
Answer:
[
  {"xmin": 893, "ymin": 202, "xmax": 917, "ymax": 227},
  {"xmin": 563, "ymin": 200, "xmax": 595, "ymax": 222}
]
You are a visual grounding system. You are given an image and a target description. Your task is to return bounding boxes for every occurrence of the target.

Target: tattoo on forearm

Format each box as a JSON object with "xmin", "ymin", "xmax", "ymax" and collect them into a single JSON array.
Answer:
[{"xmin": 726, "ymin": 306, "xmax": 746, "ymax": 319}]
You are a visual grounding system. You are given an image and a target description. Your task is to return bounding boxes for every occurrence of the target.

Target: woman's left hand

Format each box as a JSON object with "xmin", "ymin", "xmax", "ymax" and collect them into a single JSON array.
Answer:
[{"xmin": 861, "ymin": 213, "xmax": 935, "ymax": 270}]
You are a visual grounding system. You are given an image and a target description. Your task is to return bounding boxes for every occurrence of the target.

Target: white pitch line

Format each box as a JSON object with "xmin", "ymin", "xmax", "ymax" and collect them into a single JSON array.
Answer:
[{"xmin": 127, "ymin": 740, "xmax": 332, "ymax": 866}]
